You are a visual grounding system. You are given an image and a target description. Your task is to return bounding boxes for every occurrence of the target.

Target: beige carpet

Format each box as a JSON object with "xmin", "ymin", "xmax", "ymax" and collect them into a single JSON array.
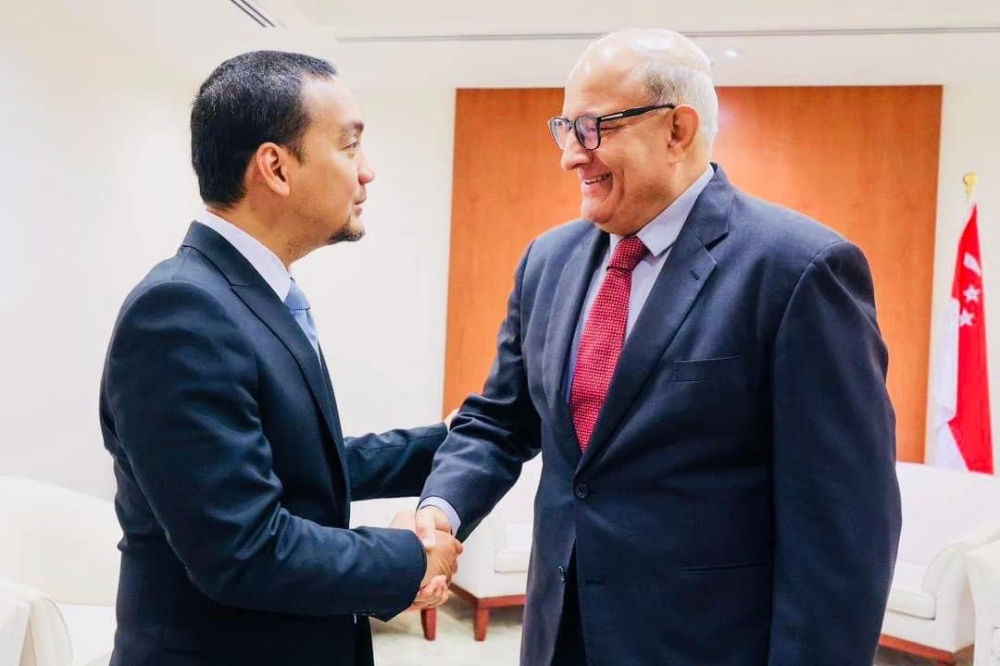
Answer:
[{"xmin": 372, "ymin": 601, "xmax": 970, "ymax": 665}]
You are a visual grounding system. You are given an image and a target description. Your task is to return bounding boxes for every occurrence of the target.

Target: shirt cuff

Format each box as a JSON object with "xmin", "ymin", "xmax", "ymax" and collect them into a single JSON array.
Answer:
[{"xmin": 417, "ymin": 497, "xmax": 461, "ymax": 535}]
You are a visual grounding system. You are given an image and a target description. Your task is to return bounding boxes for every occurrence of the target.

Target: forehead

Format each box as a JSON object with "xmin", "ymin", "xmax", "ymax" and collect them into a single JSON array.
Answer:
[
  {"xmin": 299, "ymin": 76, "xmax": 362, "ymax": 131},
  {"xmin": 562, "ymin": 49, "xmax": 647, "ymax": 116}
]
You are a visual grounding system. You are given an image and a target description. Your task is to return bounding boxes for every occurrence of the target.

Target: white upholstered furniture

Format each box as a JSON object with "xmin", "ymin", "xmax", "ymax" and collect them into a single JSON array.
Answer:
[
  {"xmin": 968, "ymin": 540, "xmax": 1000, "ymax": 666},
  {"xmin": 0, "ymin": 585, "xmax": 31, "ymax": 665},
  {"xmin": 880, "ymin": 462, "xmax": 1000, "ymax": 664},
  {"xmin": 448, "ymin": 456, "xmax": 540, "ymax": 641},
  {"xmin": 0, "ymin": 476, "xmax": 120, "ymax": 666}
]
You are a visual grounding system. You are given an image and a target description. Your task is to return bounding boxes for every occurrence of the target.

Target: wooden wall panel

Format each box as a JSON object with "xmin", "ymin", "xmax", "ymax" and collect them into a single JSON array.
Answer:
[
  {"xmin": 444, "ymin": 86, "xmax": 942, "ymax": 464},
  {"xmin": 712, "ymin": 87, "xmax": 941, "ymax": 463},
  {"xmin": 443, "ymin": 89, "xmax": 580, "ymax": 413}
]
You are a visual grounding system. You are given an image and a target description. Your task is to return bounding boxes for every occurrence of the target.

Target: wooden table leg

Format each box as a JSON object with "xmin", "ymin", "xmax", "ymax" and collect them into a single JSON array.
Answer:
[
  {"xmin": 473, "ymin": 607, "xmax": 490, "ymax": 642},
  {"xmin": 421, "ymin": 608, "xmax": 437, "ymax": 641}
]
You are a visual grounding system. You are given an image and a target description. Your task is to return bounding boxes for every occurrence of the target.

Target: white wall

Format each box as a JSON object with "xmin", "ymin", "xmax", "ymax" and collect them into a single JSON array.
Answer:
[
  {"xmin": 0, "ymin": 4, "xmax": 458, "ymax": 499},
  {"xmin": 295, "ymin": 87, "xmax": 456, "ymax": 437},
  {"xmin": 0, "ymin": 3, "xmax": 200, "ymax": 498},
  {"xmin": 927, "ymin": 86, "xmax": 1000, "ymax": 469}
]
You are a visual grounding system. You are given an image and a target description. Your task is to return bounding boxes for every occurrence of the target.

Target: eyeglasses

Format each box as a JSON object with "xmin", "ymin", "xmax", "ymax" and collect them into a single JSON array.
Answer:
[{"xmin": 547, "ymin": 103, "xmax": 676, "ymax": 150}]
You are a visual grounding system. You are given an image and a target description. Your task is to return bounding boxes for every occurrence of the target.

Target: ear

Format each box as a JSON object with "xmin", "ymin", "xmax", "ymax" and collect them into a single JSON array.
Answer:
[
  {"xmin": 249, "ymin": 142, "xmax": 292, "ymax": 197},
  {"xmin": 667, "ymin": 105, "xmax": 701, "ymax": 160}
]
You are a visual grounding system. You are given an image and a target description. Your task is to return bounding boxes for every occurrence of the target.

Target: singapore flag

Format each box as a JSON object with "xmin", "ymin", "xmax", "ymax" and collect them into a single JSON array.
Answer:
[{"xmin": 933, "ymin": 204, "xmax": 994, "ymax": 474}]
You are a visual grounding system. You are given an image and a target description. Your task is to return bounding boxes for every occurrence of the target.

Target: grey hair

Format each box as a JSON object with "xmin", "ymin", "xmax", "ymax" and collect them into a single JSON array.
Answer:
[
  {"xmin": 592, "ymin": 29, "xmax": 719, "ymax": 149},
  {"xmin": 642, "ymin": 60, "xmax": 719, "ymax": 148}
]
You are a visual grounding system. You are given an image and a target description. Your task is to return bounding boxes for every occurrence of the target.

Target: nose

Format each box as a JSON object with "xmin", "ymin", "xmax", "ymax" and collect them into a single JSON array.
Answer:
[
  {"xmin": 358, "ymin": 151, "xmax": 375, "ymax": 184},
  {"xmin": 559, "ymin": 129, "xmax": 591, "ymax": 171}
]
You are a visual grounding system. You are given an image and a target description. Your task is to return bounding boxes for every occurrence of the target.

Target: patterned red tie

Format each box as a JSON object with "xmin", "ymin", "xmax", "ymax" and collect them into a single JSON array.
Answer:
[{"xmin": 569, "ymin": 236, "xmax": 648, "ymax": 451}]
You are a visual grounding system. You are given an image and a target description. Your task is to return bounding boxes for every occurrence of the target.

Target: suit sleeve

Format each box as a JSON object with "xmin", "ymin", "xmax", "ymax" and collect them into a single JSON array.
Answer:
[
  {"xmin": 345, "ymin": 423, "xmax": 448, "ymax": 500},
  {"xmin": 103, "ymin": 280, "xmax": 426, "ymax": 618},
  {"xmin": 420, "ymin": 244, "xmax": 542, "ymax": 541},
  {"xmin": 767, "ymin": 240, "xmax": 902, "ymax": 665}
]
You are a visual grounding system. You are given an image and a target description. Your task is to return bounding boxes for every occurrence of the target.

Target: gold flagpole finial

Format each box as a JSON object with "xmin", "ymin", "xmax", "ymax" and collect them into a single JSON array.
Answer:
[{"xmin": 963, "ymin": 172, "xmax": 978, "ymax": 200}]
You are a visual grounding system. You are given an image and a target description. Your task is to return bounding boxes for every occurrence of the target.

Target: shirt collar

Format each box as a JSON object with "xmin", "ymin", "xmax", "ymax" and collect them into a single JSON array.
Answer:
[{"xmin": 195, "ymin": 209, "xmax": 292, "ymax": 301}]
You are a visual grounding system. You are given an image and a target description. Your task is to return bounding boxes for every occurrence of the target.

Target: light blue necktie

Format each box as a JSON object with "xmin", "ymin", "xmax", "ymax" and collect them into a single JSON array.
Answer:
[{"xmin": 285, "ymin": 279, "xmax": 321, "ymax": 358}]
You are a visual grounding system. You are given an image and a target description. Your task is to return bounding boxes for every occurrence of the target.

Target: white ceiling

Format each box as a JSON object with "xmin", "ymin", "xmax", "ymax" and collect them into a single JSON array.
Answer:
[{"xmin": 50, "ymin": 0, "xmax": 1000, "ymax": 88}]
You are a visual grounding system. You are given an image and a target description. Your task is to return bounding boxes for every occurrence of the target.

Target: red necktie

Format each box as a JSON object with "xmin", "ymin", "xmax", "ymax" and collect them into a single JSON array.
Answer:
[{"xmin": 569, "ymin": 236, "xmax": 648, "ymax": 451}]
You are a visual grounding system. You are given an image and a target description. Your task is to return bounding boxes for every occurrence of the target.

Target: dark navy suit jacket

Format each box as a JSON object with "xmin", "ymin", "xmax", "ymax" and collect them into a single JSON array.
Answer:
[
  {"xmin": 100, "ymin": 222, "xmax": 445, "ymax": 665},
  {"xmin": 422, "ymin": 166, "xmax": 902, "ymax": 665}
]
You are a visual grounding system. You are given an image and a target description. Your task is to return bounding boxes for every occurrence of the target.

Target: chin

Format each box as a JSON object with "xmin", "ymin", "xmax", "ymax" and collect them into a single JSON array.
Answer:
[
  {"xmin": 581, "ymin": 207, "xmax": 612, "ymax": 229},
  {"xmin": 327, "ymin": 220, "xmax": 365, "ymax": 246}
]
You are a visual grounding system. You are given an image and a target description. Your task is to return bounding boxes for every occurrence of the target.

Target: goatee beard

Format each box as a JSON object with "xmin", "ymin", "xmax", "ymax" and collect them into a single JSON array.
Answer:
[{"xmin": 327, "ymin": 221, "xmax": 365, "ymax": 245}]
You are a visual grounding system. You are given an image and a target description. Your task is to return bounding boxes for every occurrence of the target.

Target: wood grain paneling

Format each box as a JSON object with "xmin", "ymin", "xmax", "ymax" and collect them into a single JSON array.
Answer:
[
  {"xmin": 444, "ymin": 86, "xmax": 942, "ymax": 463},
  {"xmin": 442, "ymin": 89, "xmax": 580, "ymax": 413}
]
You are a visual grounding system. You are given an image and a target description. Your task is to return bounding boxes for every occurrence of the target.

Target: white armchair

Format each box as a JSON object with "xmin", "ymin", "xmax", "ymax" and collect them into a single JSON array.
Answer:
[
  {"xmin": 449, "ymin": 456, "xmax": 540, "ymax": 641},
  {"xmin": 0, "ymin": 476, "xmax": 121, "ymax": 666},
  {"xmin": 880, "ymin": 462, "xmax": 1000, "ymax": 664},
  {"xmin": 968, "ymin": 540, "xmax": 1000, "ymax": 666}
]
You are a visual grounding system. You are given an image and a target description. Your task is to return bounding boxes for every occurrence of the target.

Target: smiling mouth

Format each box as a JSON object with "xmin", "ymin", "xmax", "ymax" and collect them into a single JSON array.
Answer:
[{"xmin": 583, "ymin": 174, "xmax": 610, "ymax": 185}]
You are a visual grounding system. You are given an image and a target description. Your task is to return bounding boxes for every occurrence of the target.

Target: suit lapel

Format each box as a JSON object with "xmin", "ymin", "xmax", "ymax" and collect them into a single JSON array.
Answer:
[
  {"xmin": 319, "ymin": 349, "xmax": 352, "ymax": 512},
  {"xmin": 541, "ymin": 225, "xmax": 607, "ymax": 451},
  {"xmin": 181, "ymin": 223, "xmax": 349, "ymax": 490},
  {"xmin": 579, "ymin": 166, "xmax": 735, "ymax": 470}
]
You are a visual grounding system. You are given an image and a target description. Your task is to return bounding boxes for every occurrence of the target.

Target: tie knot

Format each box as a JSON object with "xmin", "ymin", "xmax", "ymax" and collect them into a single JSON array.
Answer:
[
  {"xmin": 285, "ymin": 279, "xmax": 311, "ymax": 312},
  {"xmin": 608, "ymin": 236, "xmax": 648, "ymax": 272}
]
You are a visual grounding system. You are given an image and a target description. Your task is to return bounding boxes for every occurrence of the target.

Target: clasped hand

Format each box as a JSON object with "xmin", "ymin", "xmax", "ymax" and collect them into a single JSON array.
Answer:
[{"xmin": 390, "ymin": 507, "xmax": 461, "ymax": 610}]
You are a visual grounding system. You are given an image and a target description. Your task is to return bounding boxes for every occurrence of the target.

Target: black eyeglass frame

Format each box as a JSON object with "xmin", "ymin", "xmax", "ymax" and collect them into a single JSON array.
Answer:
[{"xmin": 547, "ymin": 103, "xmax": 677, "ymax": 150}]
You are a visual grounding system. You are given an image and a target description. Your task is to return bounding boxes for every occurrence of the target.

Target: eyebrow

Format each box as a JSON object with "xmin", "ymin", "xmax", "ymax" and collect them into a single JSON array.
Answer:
[{"xmin": 340, "ymin": 120, "xmax": 364, "ymax": 139}]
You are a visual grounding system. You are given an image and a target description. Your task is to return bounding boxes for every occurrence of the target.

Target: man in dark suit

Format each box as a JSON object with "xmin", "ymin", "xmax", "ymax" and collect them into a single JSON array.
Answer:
[
  {"xmin": 417, "ymin": 29, "xmax": 901, "ymax": 665},
  {"xmin": 99, "ymin": 51, "xmax": 461, "ymax": 665}
]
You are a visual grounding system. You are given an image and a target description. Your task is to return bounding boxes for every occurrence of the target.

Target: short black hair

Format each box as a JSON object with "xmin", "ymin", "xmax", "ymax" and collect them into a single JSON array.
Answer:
[{"xmin": 190, "ymin": 50, "xmax": 337, "ymax": 207}]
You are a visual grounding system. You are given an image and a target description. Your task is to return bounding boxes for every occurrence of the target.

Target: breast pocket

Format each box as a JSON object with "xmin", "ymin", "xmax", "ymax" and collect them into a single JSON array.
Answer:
[{"xmin": 670, "ymin": 355, "xmax": 745, "ymax": 382}]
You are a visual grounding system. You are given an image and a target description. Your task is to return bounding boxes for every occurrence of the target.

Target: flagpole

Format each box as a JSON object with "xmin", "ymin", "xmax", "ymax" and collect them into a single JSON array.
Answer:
[{"xmin": 964, "ymin": 172, "xmax": 977, "ymax": 203}]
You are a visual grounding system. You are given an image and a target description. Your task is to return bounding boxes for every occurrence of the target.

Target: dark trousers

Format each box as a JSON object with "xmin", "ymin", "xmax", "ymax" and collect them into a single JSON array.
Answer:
[{"xmin": 551, "ymin": 553, "xmax": 589, "ymax": 665}]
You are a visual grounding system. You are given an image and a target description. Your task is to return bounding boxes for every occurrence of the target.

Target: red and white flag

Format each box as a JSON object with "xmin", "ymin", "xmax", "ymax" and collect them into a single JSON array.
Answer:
[{"xmin": 933, "ymin": 204, "xmax": 994, "ymax": 474}]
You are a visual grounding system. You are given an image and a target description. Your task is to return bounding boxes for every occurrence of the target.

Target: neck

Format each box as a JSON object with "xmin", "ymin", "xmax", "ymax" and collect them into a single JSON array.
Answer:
[
  {"xmin": 612, "ymin": 158, "xmax": 711, "ymax": 236},
  {"xmin": 207, "ymin": 203, "xmax": 304, "ymax": 269},
  {"xmin": 667, "ymin": 157, "xmax": 711, "ymax": 202}
]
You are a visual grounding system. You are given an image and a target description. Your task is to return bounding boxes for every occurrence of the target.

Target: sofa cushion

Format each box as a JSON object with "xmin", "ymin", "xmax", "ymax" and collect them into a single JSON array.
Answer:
[
  {"xmin": 494, "ymin": 523, "xmax": 532, "ymax": 573},
  {"xmin": 887, "ymin": 561, "xmax": 935, "ymax": 619},
  {"xmin": 57, "ymin": 604, "xmax": 115, "ymax": 666}
]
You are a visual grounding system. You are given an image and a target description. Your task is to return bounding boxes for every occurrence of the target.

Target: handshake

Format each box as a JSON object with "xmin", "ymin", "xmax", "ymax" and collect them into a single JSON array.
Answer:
[{"xmin": 390, "ymin": 506, "xmax": 462, "ymax": 610}]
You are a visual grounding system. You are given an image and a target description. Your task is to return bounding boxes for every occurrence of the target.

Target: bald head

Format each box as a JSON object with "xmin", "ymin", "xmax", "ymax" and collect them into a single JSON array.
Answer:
[{"xmin": 568, "ymin": 29, "xmax": 719, "ymax": 149}]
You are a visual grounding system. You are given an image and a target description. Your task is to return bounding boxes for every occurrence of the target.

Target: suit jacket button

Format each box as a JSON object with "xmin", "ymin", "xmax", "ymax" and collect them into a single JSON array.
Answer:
[
  {"xmin": 575, "ymin": 484, "xmax": 588, "ymax": 499},
  {"xmin": 557, "ymin": 565, "xmax": 566, "ymax": 582}
]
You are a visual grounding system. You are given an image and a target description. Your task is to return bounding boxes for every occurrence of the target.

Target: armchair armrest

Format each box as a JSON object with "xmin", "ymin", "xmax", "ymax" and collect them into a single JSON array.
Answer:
[
  {"xmin": 0, "ymin": 578, "xmax": 72, "ymax": 666},
  {"xmin": 969, "ymin": 540, "xmax": 1000, "ymax": 622},
  {"xmin": 0, "ymin": 587, "xmax": 30, "ymax": 666},
  {"xmin": 969, "ymin": 541, "xmax": 1000, "ymax": 666}
]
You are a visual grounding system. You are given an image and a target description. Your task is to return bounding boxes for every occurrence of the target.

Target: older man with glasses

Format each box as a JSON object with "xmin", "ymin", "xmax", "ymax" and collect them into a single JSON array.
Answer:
[{"xmin": 418, "ymin": 28, "xmax": 901, "ymax": 665}]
